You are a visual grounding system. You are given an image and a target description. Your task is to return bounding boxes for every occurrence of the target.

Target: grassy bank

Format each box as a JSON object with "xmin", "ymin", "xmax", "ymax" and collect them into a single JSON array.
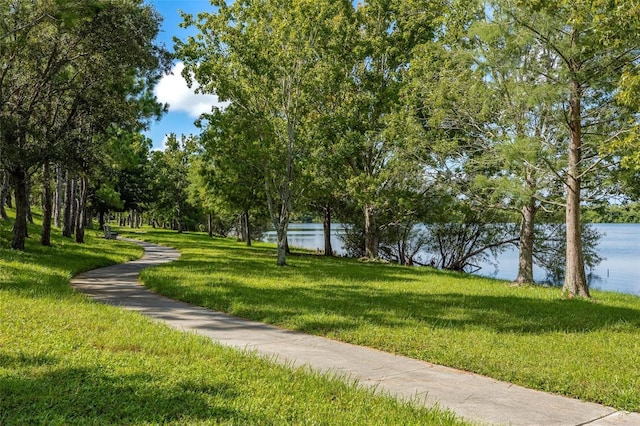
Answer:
[
  {"xmin": 127, "ymin": 228, "xmax": 640, "ymax": 412},
  {"xmin": 0, "ymin": 219, "xmax": 465, "ymax": 425}
]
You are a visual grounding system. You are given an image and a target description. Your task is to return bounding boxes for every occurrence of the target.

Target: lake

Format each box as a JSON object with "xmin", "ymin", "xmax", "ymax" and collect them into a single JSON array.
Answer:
[{"xmin": 263, "ymin": 223, "xmax": 640, "ymax": 297}]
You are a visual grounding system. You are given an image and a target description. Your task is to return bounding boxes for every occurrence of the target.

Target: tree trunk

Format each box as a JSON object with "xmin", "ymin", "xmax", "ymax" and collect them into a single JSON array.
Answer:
[
  {"xmin": 243, "ymin": 211, "xmax": 252, "ymax": 247},
  {"xmin": 265, "ymin": 193, "xmax": 291, "ymax": 265},
  {"xmin": 513, "ymin": 202, "xmax": 536, "ymax": 285},
  {"xmin": 54, "ymin": 165, "xmax": 63, "ymax": 228},
  {"xmin": 5, "ymin": 186, "xmax": 12, "ymax": 208},
  {"xmin": 397, "ymin": 240, "xmax": 405, "ymax": 265},
  {"xmin": 62, "ymin": 172, "xmax": 75, "ymax": 238},
  {"xmin": 40, "ymin": 162, "xmax": 53, "ymax": 246},
  {"xmin": 25, "ymin": 177, "xmax": 33, "ymax": 224},
  {"xmin": 563, "ymin": 78, "xmax": 590, "ymax": 298},
  {"xmin": 85, "ymin": 208, "xmax": 93, "ymax": 228},
  {"xmin": 98, "ymin": 211, "xmax": 105, "ymax": 230},
  {"xmin": 237, "ymin": 214, "xmax": 244, "ymax": 241},
  {"xmin": 10, "ymin": 166, "xmax": 28, "ymax": 250},
  {"xmin": 70, "ymin": 176, "xmax": 78, "ymax": 233},
  {"xmin": 0, "ymin": 170, "xmax": 9, "ymax": 220},
  {"xmin": 276, "ymin": 222, "xmax": 288, "ymax": 265},
  {"xmin": 323, "ymin": 204, "xmax": 333, "ymax": 256},
  {"xmin": 208, "ymin": 213, "xmax": 214, "ymax": 237},
  {"xmin": 75, "ymin": 175, "xmax": 87, "ymax": 243},
  {"xmin": 265, "ymin": 181, "xmax": 291, "ymax": 266},
  {"xmin": 364, "ymin": 204, "xmax": 378, "ymax": 258}
]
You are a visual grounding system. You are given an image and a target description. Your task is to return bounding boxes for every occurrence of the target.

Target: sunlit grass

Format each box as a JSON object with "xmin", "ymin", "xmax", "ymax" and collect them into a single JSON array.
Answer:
[
  {"xmin": 0, "ymin": 217, "xmax": 466, "ymax": 425},
  {"xmin": 129, "ymin": 228, "xmax": 640, "ymax": 412}
]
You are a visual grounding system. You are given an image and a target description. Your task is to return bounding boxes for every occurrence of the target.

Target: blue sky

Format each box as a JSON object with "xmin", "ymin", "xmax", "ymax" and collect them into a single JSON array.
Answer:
[{"xmin": 144, "ymin": 1, "xmax": 226, "ymax": 150}]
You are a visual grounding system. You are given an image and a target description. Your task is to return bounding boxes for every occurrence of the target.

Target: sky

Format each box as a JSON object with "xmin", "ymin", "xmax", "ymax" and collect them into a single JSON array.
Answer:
[{"xmin": 144, "ymin": 1, "xmax": 227, "ymax": 150}]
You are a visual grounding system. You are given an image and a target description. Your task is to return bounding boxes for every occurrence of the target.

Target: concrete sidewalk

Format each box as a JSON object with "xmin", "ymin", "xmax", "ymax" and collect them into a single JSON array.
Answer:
[{"xmin": 70, "ymin": 239, "xmax": 640, "ymax": 426}]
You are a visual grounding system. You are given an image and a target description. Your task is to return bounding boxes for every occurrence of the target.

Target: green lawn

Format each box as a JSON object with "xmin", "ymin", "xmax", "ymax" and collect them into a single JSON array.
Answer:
[
  {"xmin": 126, "ymin": 228, "xmax": 640, "ymax": 412},
  {"xmin": 0, "ymin": 219, "xmax": 466, "ymax": 425}
]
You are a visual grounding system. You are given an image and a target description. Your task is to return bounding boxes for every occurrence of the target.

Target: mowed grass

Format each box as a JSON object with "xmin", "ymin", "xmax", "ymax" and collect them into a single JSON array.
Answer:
[
  {"xmin": 0, "ymin": 218, "xmax": 466, "ymax": 425},
  {"xmin": 128, "ymin": 228, "xmax": 640, "ymax": 412}
]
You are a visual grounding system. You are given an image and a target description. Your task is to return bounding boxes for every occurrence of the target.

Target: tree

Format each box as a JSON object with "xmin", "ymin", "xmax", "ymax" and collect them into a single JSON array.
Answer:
[
  {"xmin": 297, "ymin": 6, "xmax": 357, "ymax": 257},
  {"xmin": 502, "ymin": 0, "xmax": 640, "ymax": 297},
  {"xmin": 187, "ymin": 153, "xmax": 234, "ymax": 238},
  {"xmin": 177, "ymin": 0, "xmax": 355, "ymax": 265},
  {"xmin": 606, "ymin": 44, "xmax": 640, "ymax": 198},
  {"xmin": 148, "ymin": 134, "xmax": 196, "ymax": 233},
  {"xmin": 426, "ymin": 210, "xmax": 519, "ymax": 272},
  {"xmin": 0, "ymin": 0, "xmax": 71, "ymax": 249},
  {"xmin": 197, "ymin": 106, "xmax": 269, "ymax": 245},
  {"xmin": 464, "ymin": 7, "xmax": 567, "ymax": 284},
  {"xmin": 339, "ymin": 0, "xmax": 446, "ymax": 259},
  {"xmin": 0, "ymin": 0, "xmax": 168, "ymax": 249},
  {"xmin": 88, "ymin": 129, "xmax": 154, "ymax": 232}
]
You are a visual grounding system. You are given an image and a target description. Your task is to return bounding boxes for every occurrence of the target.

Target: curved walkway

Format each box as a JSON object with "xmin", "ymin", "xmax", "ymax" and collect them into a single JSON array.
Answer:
[{"xmin": 71, "ymin": 239, "xmax": 640, "ymax": 426}]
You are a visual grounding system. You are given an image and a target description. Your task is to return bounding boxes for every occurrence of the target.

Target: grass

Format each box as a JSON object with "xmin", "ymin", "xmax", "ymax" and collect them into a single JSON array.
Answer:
[
  {"xmin": 0, "ymin": 216, "xmax": 466, "ymax": 425},
  {"xmin": 124, "ymin": 228, "xmax": 640, "ymax": 412}
]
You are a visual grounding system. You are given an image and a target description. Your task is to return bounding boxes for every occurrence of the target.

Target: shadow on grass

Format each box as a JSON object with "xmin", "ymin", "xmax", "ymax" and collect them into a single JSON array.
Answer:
[
  {"xmin": 0, "ymin": 353, "xmax": 58, "ymax": 369},
  {"xmin": 0, "ymin": 356, "xmax": 250, "ymax": 424},
  {"xmin": 0, "ymin": 253, "xmax": 137, "ymax": 300},
  {"xmin": 160, "ymin": 274, "xmax": 640, "ymax": 335},
  {"xmin": 118, "ymin": 229, "xmax": 640, "ymax": 336},
  {"xmin": 131, "ymin": 232, "xmax": 640, "ymax": 336},
  {"xmin": 145, "ymin": 234, "xmax": 431, "ymax": 285},
  {"xmin": 0, "ymin": 220, "xmax": 143, "ymax": 300}
]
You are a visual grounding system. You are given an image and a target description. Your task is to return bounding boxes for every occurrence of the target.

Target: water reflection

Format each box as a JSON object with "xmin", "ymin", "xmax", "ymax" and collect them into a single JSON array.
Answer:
[{"xmin": 263, "ymin": 223, "xmax": 640, "ymax": 296}]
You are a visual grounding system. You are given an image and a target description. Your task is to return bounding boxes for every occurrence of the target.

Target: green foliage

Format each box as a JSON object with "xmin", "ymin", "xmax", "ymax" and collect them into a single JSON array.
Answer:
[
  {"xmin": 498, "ymin": 0, "xmax": 640, "ymax": 295},
  {"xmin": 330, "ymin": 0, "xmax": 453, "ymax": 258},
  {"xmin": 0, "ymin": 0, "xmax": 167, "ymax": 170},
  {"xmin": 130, "ymin": 229, "xmax": 640, "ymax": 412},
  {"xmin": 88, "ymin": 130, "xmax": 155, "ymax": 216},
  {"xmin": 531, "ymin": 223, "xmax": 603, "ymax": 283},
  {"xmin": 197, "ymin": 106, "xmax": 269, "ymax": 221},
  {"xmin": 147, "ymin": 134, "xmax": 201, "ymax": 231},
  {"xmin": 162, "ymin": 0, "xmax": 640, "ymax": 281},
  {"xmin": 177, "ymin": 0, "xmax": 360, "ymax": 264},
  {"xmin": 93, "ymin": 184, "xmax": 124, "ymax": 211},
  {"xmin": 0, "ymin": 0, "xmax": 169, "ymax": 249}
]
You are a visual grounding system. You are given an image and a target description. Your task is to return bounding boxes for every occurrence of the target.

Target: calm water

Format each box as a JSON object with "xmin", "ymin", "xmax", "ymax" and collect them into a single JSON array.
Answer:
[{"xmin": 264, "ymin": 223, "xmax": 640, "ymax": 296}]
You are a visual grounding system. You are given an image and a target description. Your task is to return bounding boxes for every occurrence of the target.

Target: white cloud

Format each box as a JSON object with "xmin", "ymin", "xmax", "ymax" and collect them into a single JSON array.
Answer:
[
  {"xmin": 155, "ymin": 62, "xmax": 229, "ymax": 117},
  {"xmin": 151, "ymin": 134, "xmax": 171, "ymax": 152}
]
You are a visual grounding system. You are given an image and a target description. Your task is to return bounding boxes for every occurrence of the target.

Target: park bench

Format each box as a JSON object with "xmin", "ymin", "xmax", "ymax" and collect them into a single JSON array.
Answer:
[{"xmin": 103, "ymin": 225, "xmax": 119, "ymax": 240}]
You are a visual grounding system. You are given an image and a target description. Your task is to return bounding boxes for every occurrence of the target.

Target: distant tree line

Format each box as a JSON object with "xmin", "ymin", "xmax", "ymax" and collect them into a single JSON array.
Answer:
[{"xmin": 585, "ymin": 203, "xmax": 640, "ymax": 224}]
